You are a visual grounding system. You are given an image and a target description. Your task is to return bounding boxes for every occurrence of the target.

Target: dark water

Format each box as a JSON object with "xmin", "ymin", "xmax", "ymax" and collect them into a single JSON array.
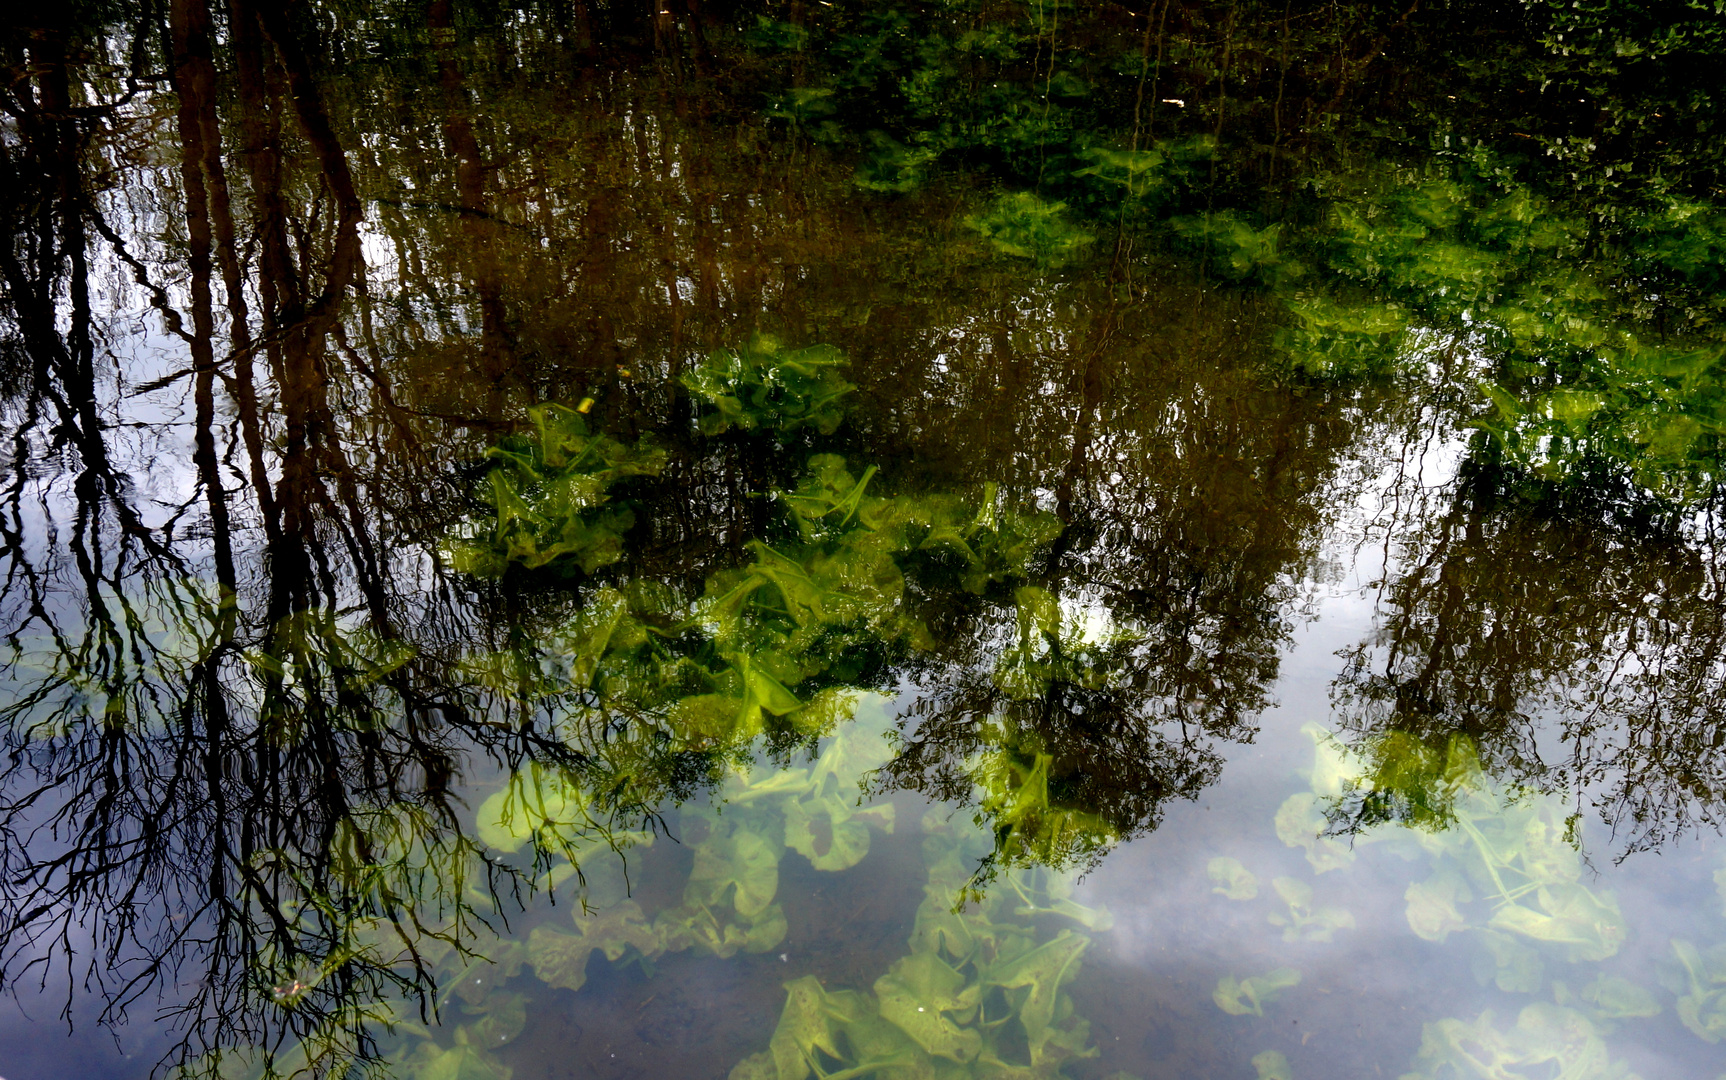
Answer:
[{"xmin": 4, "ymin": 3, "xmax": 1726, "ymax": 1079}]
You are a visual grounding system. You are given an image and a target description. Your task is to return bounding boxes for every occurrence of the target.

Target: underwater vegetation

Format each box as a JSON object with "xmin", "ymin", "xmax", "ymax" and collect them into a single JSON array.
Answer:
[{"xmin": 729, "ymin": 814, "xmax": 1109, "ymax": 1080}]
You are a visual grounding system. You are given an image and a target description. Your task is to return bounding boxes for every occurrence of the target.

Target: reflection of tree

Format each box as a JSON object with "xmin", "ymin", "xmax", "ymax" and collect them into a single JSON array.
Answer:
[
  {"xmin": 0, "ymin": 5, "xmax": 1383, "ymax": 1076},
  {"xmin": 1333, "ymin": 454, "xmax": 1726, "ymax": 854},
  {"xmin": 0, "ymin": 7, "xmax": 530, "ymax": 1076},
  {"xmin": 872, "ymin": 280, "xmax": 1370, "ymax": 863}
]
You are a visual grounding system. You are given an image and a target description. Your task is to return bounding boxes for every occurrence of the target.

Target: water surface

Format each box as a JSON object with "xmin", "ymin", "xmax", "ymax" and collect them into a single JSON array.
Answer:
[{"xmin": 4, "ymin": 3, "xmax": 1726, "ymax": 1078}]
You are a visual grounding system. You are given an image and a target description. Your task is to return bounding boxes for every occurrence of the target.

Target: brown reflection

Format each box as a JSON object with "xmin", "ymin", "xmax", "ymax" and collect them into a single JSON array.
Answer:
[
  {"xmin": 869, "ymin": 279, "xmax": 1369, "ymax": 857},
  {"xmin": 5, "ymin": 1, "xmax": 1720, "ymax": 1077}
]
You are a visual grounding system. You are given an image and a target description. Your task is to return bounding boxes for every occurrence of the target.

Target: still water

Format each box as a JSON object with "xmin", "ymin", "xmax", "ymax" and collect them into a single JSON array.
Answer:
[{"xmin": 4, "ymin": 2, "xmax": 1726, "ymax": 1078}]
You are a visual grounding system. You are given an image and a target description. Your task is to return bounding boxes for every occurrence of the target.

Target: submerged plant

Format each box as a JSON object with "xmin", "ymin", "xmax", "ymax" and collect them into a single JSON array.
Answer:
[
  {"xmin": 964, "ymin": 191, "xmax": 1094, "ymax": 268},
  {"xmin": 442, "ymin": 404, "xmax": 666, "ymax": 577},
  {"xmin": 1208, "ymin": 857, "xmax": 1259, "ymax": 901},
  {"xmin": 1252, "ymin": 1050, "xmax": 1293, "ymax": 1080},
  {"xmin": 1282, "ymin": 725, "xmax": 1626, "ymax": 964},
  {"xmin": 1398, "ymin": 1003, "xmax": 1639, "ymax": 1080},
  {"xmin": 1267, "ymin": 877, "xmax": 1354, "ymax": 943},
  {"xmin": 729, "ymin": 811, "xmax": 1107, "ymax": 1080},
  {"xmin": 681, "ymin": 336, "xmax": 856, "ymax": 437},
  {"xmin": 1662, "ymin": 939, "xmax": 1726, "ymax": 1043},
  {"xmin": 1213, "ymin": 967, "xmax": 1302, "ymax": 1017}
]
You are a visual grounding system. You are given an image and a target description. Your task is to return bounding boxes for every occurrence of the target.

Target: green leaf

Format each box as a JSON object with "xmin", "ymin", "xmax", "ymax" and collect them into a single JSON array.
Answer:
[
  {"xmin": 680, "ymin": 337, "xmax": 855, "ymax": 437},
  {"xmin": 400, "ymin": 1041, "xmax": 512, "ymax": 1080},
  {"xmin": 1207, "ymin": 857, "xmax": 1259, "ymax": 901},
  {"xmin": 874, "ymin": 951, "xmax": 983, "ymax": 1061},
  {"xmin": 1472, "ymin": 930, "xmax": 1545, "ymax": 995},
  {"xmin": 763, "ymin": 976, "xmax": 921, "ymax": 1080},
  {"xmin": 459, "ymin": 991, "xmax": 528, "ymax": 1049},
  {"xmin": 1487, "ymin": 884, "xmax": 1626, "ymax": 962},
  {"xmin": 1214, "ymin": 968, "xmax": 1302, "ymax": 1017},
  {"xmin": 1406, "ymin": 870, "xmax": 1473, "ymax": 943},
  {"xmin": 1401, "ymin": 1004, "xmax": 1637, "ymax": 1080},
  {"xmin": 1253, "ymin": 1050, "xmax": 1294, "ymax": 1080},
  {"xmin": 1664, "ymin": 939, "xmax": 1726, "ymax": 1043},
  {"xmin": 784, "ymin": 790, "xmax": 885, "ymax": 872},
  {"xmin": 1274, "ymin": 793, "xmax": 1355, "ymax": 874},
  {"xmin": 686, "ymin": 821, "xmax": 782, "ymax": 918},
  {"xmin": 963, "ymin": 191, "xmax": 1095, "ymax": 267},
  {"xmin": 979, "ymin": 929, "xmax": 1091, "ymax": 1065},
  {"xmin": 1267, "ymin": 876, "xmax": 1355, "ymax": 943},
  {"xmin": 1568, "ymin": 974, "xmax": 1662, "ymax": 1022},
  {"xmin": 473, "ymin": 764, "xmax": 596, "ymax": 855}
]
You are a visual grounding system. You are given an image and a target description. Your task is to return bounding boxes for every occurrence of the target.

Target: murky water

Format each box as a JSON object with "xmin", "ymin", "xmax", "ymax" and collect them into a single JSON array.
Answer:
[{"xmin": 4, "ymin": 3, "xmax": 1726, "ymax": 1079}]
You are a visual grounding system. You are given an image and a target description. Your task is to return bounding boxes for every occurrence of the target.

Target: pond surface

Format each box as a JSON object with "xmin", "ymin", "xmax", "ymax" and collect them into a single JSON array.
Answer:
[{"xmin": 4, "ymin": 3, "xmax": 1726, "ymax": 1079}]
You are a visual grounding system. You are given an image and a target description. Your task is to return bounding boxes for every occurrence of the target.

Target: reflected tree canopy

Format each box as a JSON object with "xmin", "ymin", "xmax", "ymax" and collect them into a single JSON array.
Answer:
[{"xmin": 3, "ymin": 0, "xmax": 1726, "ymax": 1076}]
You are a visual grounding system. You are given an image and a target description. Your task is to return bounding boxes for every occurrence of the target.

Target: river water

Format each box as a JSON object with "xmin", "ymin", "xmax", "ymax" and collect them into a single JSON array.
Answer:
[{"xmin": 3, "ymin": 3, "xmax": 1726, "ymax": 1079}]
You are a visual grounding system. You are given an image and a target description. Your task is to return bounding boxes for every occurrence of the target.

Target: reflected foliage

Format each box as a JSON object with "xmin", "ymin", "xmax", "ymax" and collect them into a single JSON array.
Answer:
[{"xmin": 4, "ymin": 0, "xmax": 1726, "ymax": 1077}]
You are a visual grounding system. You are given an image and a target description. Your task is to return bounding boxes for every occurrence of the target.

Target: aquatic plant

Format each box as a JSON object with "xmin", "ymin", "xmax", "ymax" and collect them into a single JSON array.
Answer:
[
  {"xmin": 964, "ymin": 192, "xmax": 1095, "ymax": 268},
  {"xmin": 1662, "ymin": 939, "xmax": 1726, "ymax": 1044},
  {"xmin": 681, "ymin": 336, "xmax": 856, "ymax": 437},
  {"xmin": 1208, "ymin": 856, "xmax": 1259, "ymax": 901},
  {"xmin": 441, "ymin": 404, "xmax": 666, "ymax": 577},
  {"xmin": 1266, "ymin": 876, "xmax": 1354, "ymax": 943},
  {"xmin": 1398, "ymin": 1003, "xmax": 1639, "ymax": 1080},
  {"xmin": 728, "ymin": 812, "xmax": 1108, "ymax": 1080},
  {"xmin": 1213, "ymin": 967, "xmax": 1302, "ymax": 1018}
]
